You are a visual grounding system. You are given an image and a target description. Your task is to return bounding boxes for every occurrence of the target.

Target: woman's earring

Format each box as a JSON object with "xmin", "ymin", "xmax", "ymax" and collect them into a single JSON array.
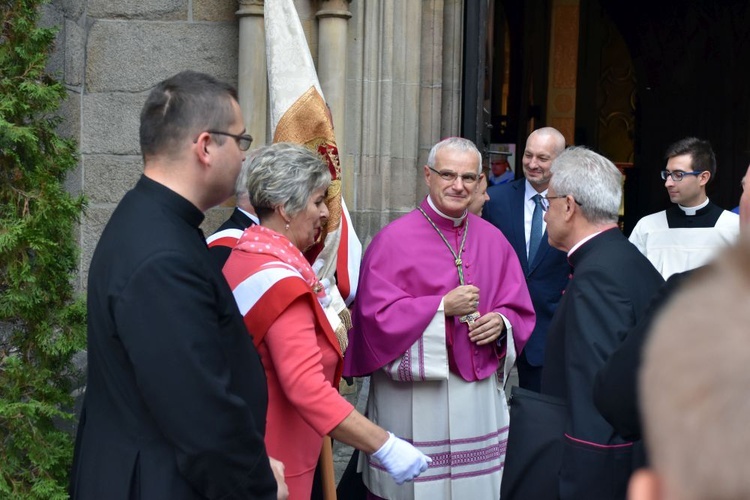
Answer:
[{"xmin": 285, "ymin": 221, "xmax": 290, "ymax": 231}]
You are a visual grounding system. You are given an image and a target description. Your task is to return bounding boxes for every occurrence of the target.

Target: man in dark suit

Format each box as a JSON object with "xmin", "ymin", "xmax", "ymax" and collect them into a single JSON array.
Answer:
[
  {"xmin": 70, "ymin": 71, "xmax": 286, "ymax": 499},
  {"xmin": 207, "ymin": 160, "xmax": 259, "ymax": 269},
  {"xmin": 541, "ymin": 146, "xmax": 664, "ymax": 500},
  {"xmin": 483, "ymin": 127, "xmax": 569, "ymax": 391}
]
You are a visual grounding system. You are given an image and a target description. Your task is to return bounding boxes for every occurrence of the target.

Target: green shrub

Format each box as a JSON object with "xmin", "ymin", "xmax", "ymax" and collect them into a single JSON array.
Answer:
[{"xmin": 1, "ymin": 0, "xmax": 87, "ymax": 498}]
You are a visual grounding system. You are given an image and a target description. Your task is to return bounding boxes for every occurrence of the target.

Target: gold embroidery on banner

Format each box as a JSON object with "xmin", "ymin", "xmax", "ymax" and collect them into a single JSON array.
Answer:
[
  {"xmin": 273, "ymin": 86, "xmax": 336, "ymax": 147},
  {"xmin": 309, "ymin": 139, "xmax": 342, "ymax": 235},
  {"xmin": 275, "ymin": 86, "xmax": 343, "ymax": 240}
]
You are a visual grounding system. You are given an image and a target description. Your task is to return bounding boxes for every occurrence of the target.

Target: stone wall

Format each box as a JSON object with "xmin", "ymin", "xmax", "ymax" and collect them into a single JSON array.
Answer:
[{"xmin": 47, "ymin": 0, "xmax": 243, "ymax": 289}]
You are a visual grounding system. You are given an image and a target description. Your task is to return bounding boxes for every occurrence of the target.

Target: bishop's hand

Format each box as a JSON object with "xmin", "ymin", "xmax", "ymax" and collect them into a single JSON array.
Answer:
[
  {"xmin": 443, "ymin": 285, "xmax": 480, "ymax": 317},
  {"xmin": 468, "ymin": 312, "xmax": 507, "ymax": 345}
]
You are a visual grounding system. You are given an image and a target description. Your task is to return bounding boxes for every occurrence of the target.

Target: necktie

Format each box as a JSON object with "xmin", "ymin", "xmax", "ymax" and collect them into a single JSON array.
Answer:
[{"xmin": 528, "ymin": 194, "xmax": 543, "ymax": 264}]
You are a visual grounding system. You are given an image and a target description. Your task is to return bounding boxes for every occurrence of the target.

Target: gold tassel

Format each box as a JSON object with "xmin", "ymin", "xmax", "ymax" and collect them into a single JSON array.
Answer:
[
  {"xmin": 339, "ymin": 308, "xmax": 353, "ymax": 332},
  {"xmin": 334, "ymin": 308, "xmax": 353, "ymax": 354}
]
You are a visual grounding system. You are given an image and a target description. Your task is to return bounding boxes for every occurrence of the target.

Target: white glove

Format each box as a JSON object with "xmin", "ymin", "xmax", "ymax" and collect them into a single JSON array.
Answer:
[
  {"xmin": 312, "ymin": 259, "xmax": 333, "ymax": 309},
  {"xmin": 372, "ymin": 432, "xmax": 431, "ymax": 484},
  {"xmin": 312, "ymin": 258, "xmax": 325, "ymax": 276},
  {"xmin": 318, "ymin": 277, "xmax": 332, "ymax": 308}
]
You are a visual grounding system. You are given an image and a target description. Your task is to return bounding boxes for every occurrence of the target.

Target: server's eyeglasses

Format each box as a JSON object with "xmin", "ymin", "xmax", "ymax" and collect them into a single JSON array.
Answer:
[{"xmin": 660, "ymin": 170, "xmax": 702, "ymax": 182}]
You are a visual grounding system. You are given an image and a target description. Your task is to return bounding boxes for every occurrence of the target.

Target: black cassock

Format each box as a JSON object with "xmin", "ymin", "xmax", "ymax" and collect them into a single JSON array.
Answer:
[
  {"xmin": 504, "ymin": 228, "xmax": 663, "ymax": 500},
  {"xmin": 593, "ymin": 270, "xmax": 696, "ymax": 441},
  {"xmin": 70, "ymin": 176, "xmax": 276, "ymax": 499},
  {"xmin": 207, "ymin": 207, "xmax": 256, "ymax": 270}
]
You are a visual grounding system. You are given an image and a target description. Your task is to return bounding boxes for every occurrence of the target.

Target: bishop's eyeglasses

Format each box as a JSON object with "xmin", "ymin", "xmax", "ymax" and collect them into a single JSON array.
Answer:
[
  {"xmin": 660, "ymin": 170, "xmax": 702, "ymax": 182},
  {"xmin": 428, "ymin": 166, "xmax": 480, "ymax": 184}
]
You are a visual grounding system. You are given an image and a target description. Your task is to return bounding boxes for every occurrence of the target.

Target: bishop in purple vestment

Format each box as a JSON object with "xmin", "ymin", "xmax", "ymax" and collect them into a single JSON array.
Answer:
[{"xmin": 344, "ymin": 137, "xmax": 535, "ymax": 499}]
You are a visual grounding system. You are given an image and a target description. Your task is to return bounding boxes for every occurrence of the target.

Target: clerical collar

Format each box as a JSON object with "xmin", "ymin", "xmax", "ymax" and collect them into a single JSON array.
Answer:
[
  {"xmin": 568, "ymin": 230, "xmax": 606, "ymax": 257},
  {"xmin": 427, "ymin": 196, "xmax": 467, "ymax": 227},
  {"xmin": 238, "ymin": 207, "xmax": 259, "ymax": 225},
  {"xmin": 678, "ymin": 198, "xmax": 709, "ymax": 216}
]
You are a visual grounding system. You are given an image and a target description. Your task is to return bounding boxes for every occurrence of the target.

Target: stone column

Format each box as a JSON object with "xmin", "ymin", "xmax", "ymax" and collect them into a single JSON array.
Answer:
[
  {"xmin": 343, "ymin": 1, "xmax": 420, "ymax": 243},
  {"xmin": 316, "ymin": 0, "xmax": 352, "ymax": 200},
  {"xmin": 344, "ymin": 1, "xmax": 464, "ymax": 244},
  {"xmin": 237, "ymin": 0, "xmax": 267, "ymax": 146},
  {"xmin": 420, "ymin": 0, "xmax": 464, "ymax": 172},
  {"xmin": 439, "ymin": 1, "xmax": 464, "ymax": 143}
]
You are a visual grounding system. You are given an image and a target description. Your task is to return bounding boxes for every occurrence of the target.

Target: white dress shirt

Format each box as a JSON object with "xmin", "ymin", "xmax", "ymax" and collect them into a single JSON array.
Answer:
[{"xmin": 524, "ymin": 180, "xmax": 548, "ymax": 257}]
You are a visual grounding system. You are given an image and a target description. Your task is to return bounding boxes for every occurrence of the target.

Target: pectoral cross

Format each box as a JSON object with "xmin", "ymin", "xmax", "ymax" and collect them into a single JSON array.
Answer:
[
  {"xmin": 459, "ymin": 312, "xmax": 480, "ymax": 324},
  {"xmin": 455, "ymin": 257, "xmax": 480, "ymax": 324}
]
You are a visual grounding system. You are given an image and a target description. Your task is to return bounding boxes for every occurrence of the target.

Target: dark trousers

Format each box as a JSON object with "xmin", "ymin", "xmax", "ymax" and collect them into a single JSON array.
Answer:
[
  {"xmin": 337, "ymin": 449, "xmax": 368, "ymax": 499},
  {"xmin": 517, "ymin": 349, "xmax": 543, "ymax": 393}
]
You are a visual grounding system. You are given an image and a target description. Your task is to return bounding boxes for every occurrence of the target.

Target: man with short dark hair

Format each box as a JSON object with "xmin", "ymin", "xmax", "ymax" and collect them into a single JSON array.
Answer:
[
  {"xmin": 70, "ymin": 71, "xmax": 284, "ymax": 499},
  {"xmin": 629, "ymin": 137, "xmax": 739, "ymax": 278}
]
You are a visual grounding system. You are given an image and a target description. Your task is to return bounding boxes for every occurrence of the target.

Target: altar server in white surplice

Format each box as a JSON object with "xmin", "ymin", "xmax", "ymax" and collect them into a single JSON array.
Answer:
[{"xmin": 629, "ymin": 137, "xmax": 739, "ymax": 279}]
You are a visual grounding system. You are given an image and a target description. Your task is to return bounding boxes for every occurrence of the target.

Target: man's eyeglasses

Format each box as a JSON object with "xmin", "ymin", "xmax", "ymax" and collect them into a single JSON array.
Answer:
[
  {"xmin": 428, "ymin": 166, "xmax": 480, "ymax": 185},
  {"xmin": 660, "ymin": 170, "xmax": 702, "ymax": 182},
  {"xmin": 540, "ymin": 194, "xmax": 583, "ymax": 212},
  {"xmin": 206, "ymin": 130, "xmax": 253, "ymax": 151}
]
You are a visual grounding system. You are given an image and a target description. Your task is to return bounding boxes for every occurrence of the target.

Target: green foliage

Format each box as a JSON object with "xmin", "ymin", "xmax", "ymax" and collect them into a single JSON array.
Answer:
[{"xmin": 1, "ymin": 0, "xmax": 87, "ymax": 498}]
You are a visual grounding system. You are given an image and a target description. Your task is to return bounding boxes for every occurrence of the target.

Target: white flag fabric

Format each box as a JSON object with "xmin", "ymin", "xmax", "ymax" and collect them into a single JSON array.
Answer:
[
  {"xmin": 264, "ymin": 0, "xmax": 362, "ymax": 345},
  {"xmin": 265, "ymin": 0, "xmax": 323, "ymax": 134}
]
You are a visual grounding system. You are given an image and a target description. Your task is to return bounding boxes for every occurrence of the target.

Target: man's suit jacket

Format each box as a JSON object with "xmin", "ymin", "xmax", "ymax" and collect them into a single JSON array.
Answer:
[
  {"xmin": 208, "ymin": 207, "xmax": 256, "ymax": 270},
  {"xmin": 71, "ymin": 177, "xmax": 276, "ymax": 499},
  {"xmin": 541, "ymin": 228, "xmax": 664, "ymax": 500},
  {"xmin": 483, "ymin": 178, "xmax": 570, "ymax": 366}
]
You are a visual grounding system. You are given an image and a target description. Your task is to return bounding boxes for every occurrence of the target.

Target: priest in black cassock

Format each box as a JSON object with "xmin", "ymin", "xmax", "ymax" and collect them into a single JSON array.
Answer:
[
  {"xmin": 540, "ymin": 147, "xmax": 663, "ymax": 499},
  {"xmin": 70, "ymin": 71, "xmax": 285, "ymax": 499}
]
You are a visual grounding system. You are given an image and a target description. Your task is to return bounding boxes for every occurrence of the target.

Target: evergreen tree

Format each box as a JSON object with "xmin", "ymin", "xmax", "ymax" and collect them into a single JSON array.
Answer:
[{"xmin": 1, "ymin": 0, "xmax": 87, "ymax": 497}]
